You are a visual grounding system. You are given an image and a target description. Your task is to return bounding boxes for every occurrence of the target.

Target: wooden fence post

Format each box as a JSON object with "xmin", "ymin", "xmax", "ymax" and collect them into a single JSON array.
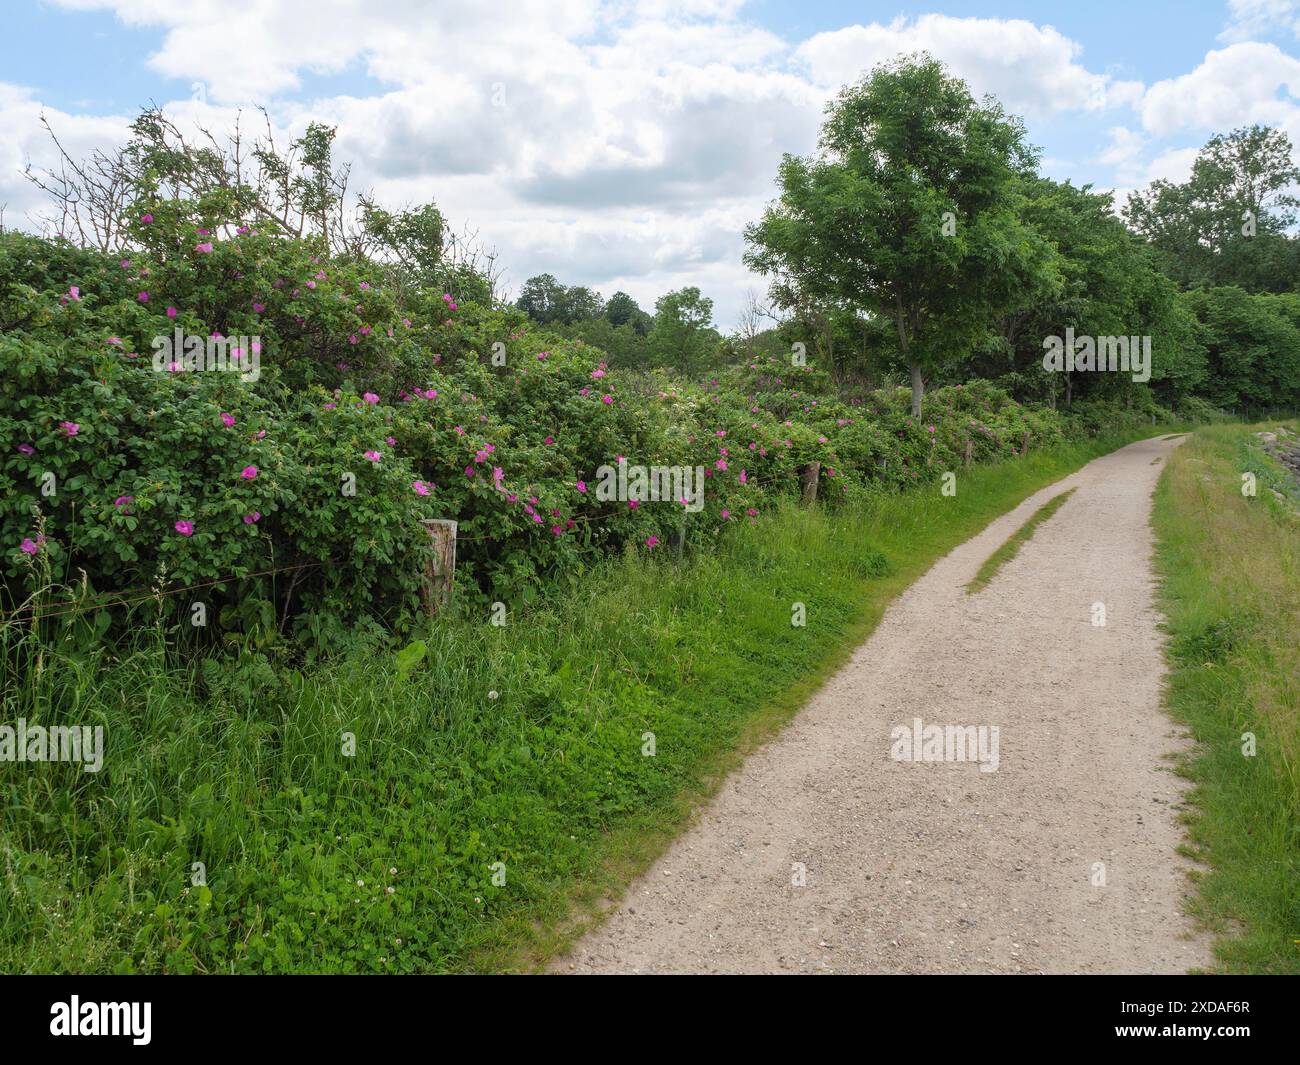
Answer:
[
  {"xmin": 800, "ymin": 461, "xmax": 821, "ymax": 505},
  {"xmin": 963, "ymin": 436, "xmax": 973, "ymax": 468},
  {"xmin": 420, "ymin": 518, "xmax": 457, "ymax": 616},
  {"xmin": 1020, "ymin": 431, "xmax": 1029, "ymax": 457}
]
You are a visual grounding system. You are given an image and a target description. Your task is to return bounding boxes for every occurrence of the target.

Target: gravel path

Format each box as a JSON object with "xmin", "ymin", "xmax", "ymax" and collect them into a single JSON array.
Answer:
[{"xmin": 553, "ymin": 435, "xmax": 1210, "ymax": 974}]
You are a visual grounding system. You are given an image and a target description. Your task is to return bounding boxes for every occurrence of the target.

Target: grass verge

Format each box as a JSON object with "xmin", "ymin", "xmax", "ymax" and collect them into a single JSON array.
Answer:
[
  {"xmin": 1, "ymin": 428, "xmax": 1166, "ymax": 973},
  {"xmin": 1152, "ymin": 421, "xmax": 1300, "ymax": 974}
]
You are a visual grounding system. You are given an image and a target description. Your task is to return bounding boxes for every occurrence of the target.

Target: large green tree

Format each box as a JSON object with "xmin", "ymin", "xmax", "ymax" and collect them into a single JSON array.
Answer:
[
  {"xmin": 1124, "ymin": 126, "xmax": 1300, "ymax": 292},
  {"xmin": 744, "ymin": 54, "xmax": 1059, "ymax": 415}
]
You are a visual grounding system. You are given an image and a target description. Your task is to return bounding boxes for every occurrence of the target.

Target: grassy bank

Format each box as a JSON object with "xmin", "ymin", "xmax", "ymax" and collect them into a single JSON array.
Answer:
[
  {"xmin": 1, "ymin": 429, "xmax": 1162, "ymax": 974},
  {"xmin": 1152, "ymin": 422, "xmax": 1300, "ymax": 974}
]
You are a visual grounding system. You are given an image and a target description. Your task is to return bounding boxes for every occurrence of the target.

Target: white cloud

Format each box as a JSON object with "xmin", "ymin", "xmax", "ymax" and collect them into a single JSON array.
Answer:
[
  {"xmin": 794, "ymin": 14, "xmax": 1143, "ymax": 117},
  {"xmin": 1219, "ymin": 0, "xmax": 1300, "ymax": 44},
  {"xmin": 1138, "ymin": 42, "xmax": 1300, "ymax": 135}
]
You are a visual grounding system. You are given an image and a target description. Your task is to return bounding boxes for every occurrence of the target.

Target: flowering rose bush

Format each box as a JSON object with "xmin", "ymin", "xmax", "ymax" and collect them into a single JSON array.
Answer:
[{"xmin": 1, "ymin": 225, "xmax": 1075, "ymax": 649}]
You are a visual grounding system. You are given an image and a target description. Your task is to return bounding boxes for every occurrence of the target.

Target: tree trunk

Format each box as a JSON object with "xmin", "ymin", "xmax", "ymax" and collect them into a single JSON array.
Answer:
[{"xmin": 909, "ymin": 363, "xmax": 924, "ymax": 417}]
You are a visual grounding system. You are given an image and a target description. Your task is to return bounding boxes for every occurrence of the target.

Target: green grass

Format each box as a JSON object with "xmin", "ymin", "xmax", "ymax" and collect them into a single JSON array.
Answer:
[
  {"xmin": 0, "ymin": 428, "xmax": 1165, "ymax": 973},
  {"xmin": 1152, "ymin": 421, "xmax": 1300, "ymax": 973},
  {"xmin": 965, "ymin": 488, "xmax": 1076, "ymax": 594}
]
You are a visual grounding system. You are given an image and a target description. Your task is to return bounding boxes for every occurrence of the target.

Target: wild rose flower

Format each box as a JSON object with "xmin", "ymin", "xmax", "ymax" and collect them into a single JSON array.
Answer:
[
  {"xmin": 140, "ymin": 213, "xmax": 153, "ymax": 224},
  {"xmin": 195, "ymin": 242, "xmax": 213, "ymax": 254},
  {"xmin": 324, "ymin": 402, "xmax": 337, "ymax": 410},
  {"xmin": 363, "ymin": 392, "xmax": 380, "ymax": 404},
  {"xmin": 590, "ymin": 368, "xmax": 605, "ymax": 378},
  {"xmin": 243, "ymin": 511, "xmax": 261, "ymax": 524},
  {"xmin": 413, "ymin": 480, "xmax": 430, "ymax": 496},
  {"xmin": 628, "ymin": 499, "xmax": 639, "ymax": 510},
  {"xmin": 114, "ymin": 495, "xmax": 133, "ymax": 510},
  {"xmin": 137, "ymin": 291, "xmax": 149, "ymax": 303},
  {"xmin": 746, "ymin": 507, "xmax": 758, "ymax": 517},
  {"xmin": 364, "ymin": 451, "xmax": 381, "ymax": 464},
  {"xmin": 18, "ymin": 443, "xmax": 34, "ymax": 456},
  {"xmin": 120, "ymin": 259, "xmax": 130, "ymax": 269},
  {"xmin": 645, "ymin": 535, "xmax": 659, "ymax": 548},
  {"xmin": 306, "ymin": 280, "xmax": 316, "ymax": 289},
  {"xmin": 575, "ymin": 481, "xmax": 586, "ymax": 493},
  {"xmin": 221, "ymin": 413, "xmax": 235, "ymax": 427},
  {"xmin": 59, "ymin": 421, "xmax": 79, "ymax": 436},
  {"xmin": 601, "ymin": 394, "xmax": 613, "ymax": 405},
  {"xmin": 174, "ymin": 520, "xmax": 194, "ymax": 536},
  {"xmin": 720, "ymin": 509, "xmax": 731, "ymax": 520},
  {"xmin": 106, "ymin": 336, "xmax": 122, "ymax": 346},
  {"xmin": 20, "ymin": 537, "xmax": 39, "ymax": 555},
  {"xmin": 715, "ymin": 458, "xmax": 728, "ymax": 471},
  {"xmin": 578, "ymin": 387, "xmax": 590, "ymax": 397},
  {"xmin": 253, "ymin": 302, "xmax": 265, "ymax": 312},
  {"xmin": 536, "ymin": 351, "xmax": 548, "ymax": 361},
  {"xmin": 544, "ymin": 436, "xmax": 554, "ymax": 445},
  {"xmin": 551, "ymin": 525, "xmax": 562, "ymax": 536},
  {"xmin": 240, "ymin": 465, "xmax": 258, "ymax": 479},
  {"xmin": 465, "ymin": 466, "xmax": 475, "ymax": 478},
  {"xmin": 386, "ymin": 436, "xmax": 396, "ymax": 447},
  {"xmin": 739, "ymin": 469, "xmax": 747, "ymax": 484}
]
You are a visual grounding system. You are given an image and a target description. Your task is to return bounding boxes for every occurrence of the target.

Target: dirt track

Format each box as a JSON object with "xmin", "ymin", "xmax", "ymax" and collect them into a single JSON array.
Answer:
[{"xmin": 554, "ymin": 435, "xmax": 1210, "ymax": 974}]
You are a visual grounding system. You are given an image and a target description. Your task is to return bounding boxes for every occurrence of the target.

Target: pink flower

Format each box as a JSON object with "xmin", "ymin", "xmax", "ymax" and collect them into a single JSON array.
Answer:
[
  {"xmin": 601, "ymin": 394, "xmax": 613, "ymax": 405},
  {"xmin": 746, "ymin": 507, "xmax": 758, "ymax": 517},
  {"xmin": 386, "ymin": 436, "xmax": 397, "ymax": 447},
  {"xmin": 174, "ymin": 520, "xmax": 194, "ymax": 537},
  {"xmin": 166, "ymin": 306, "xmax": 177, "ymax": 318},
  {"xmin": 575, "ymin": 480, "xmax": 587, "ymax": 493},
  {"xmin": 306, "ymin": 280, "xmax": 317, "ymax": 289},
  {"xmin": 628, "ymin": 499, "xmax": 639, "ymax": 510},
  {"xmin": 59, "ymin": 421, "xmax": 79, "ymax": 436},
  {"xmin": 364, "ymin": 451, "xmax": 382, "ymax": 464},
  {"xmin": 18, "ymin": 443, "xmax": 34, "ymax": 456},
  {"xmin": 537, "ymin": 351, "xmax": 548, "ymax": 361},
  {"xmin": 465, "ymin": 466, "xmax": 475, "ymax": 478},
  {"xmin": 590, "ymin": 368, "xmax": 606, "ymax": 378},
  {"xmin": 120, "ymin": 259, "xmax": 130, "ymax": 269},
  {"xmin": 253, "ymin": 302, "xmax": 265, "ymax": 312},
  {"xmin": 413, "ymin": 480, "xmax": 430, "ymax": 496},
  {"xmin": 645, "ymin": 535, "xmax": 659, "ymax": 548},
  {"xmin": 137, "ymin": 291, "xmax": 149, "ymax": 303},
  {"xmin": 551, "ymin": 525, "xmax": 562, "ymax": 536},
  {"xmin": 324, "ymin": 402, "xmax": 337, "ymax": 410},
  {"xmin": 20, "ymin": 538, "xmax": 39, "ymax": 555},
  {"xmin": 140, "ymin": 213, "xmax": 153, "ymax": 224},
  {"xmin": 739, "ymin": 469, "xmax": 747, "ymax": 484},
  {"xmin": 363, "ymin": 392, "xmax": 380, "ymax": 404},
  {"xmin": 195, "ymin": 242, "xmax": 213, "ymax": 254},
  {"xmin": 544, "ymin": 436, "xmax": 554, "ymax": 445},
  {"xmin": 221, "ymin": 413, "xmax": 236, "ymax": 427},
  {"xmin": 714, "ymin": 458, "xmax": 728, "ymax": 471},
  {"xmin": 720, "ymin": 509, "xmax": 731, "ymax": 520},
  {"xmin": 114, "ymin": 495, "xmax": 133, "ymax": 510},
  {"xmin": 243, "ymin": 511, "xmax": 261, "ymax": 524},
  {"xmin": 63, "ymin": 285, "xmax": 81, "ymax": 303},
  {"xmin": 240, "ymin": 465, "xmax": 258, "ymax": 479}
]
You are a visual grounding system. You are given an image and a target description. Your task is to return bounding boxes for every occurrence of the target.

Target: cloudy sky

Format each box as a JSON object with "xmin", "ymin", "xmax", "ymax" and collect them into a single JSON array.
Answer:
[{"xmin": 4, "ymin": 0, "xmax": 1300, "ymax": 326}]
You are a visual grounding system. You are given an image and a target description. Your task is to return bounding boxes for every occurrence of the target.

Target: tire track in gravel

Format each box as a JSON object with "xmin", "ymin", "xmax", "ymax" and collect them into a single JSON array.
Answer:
[{"xmin": 552, "ymin": 435, "xmax": 1210, "ymax": 974}]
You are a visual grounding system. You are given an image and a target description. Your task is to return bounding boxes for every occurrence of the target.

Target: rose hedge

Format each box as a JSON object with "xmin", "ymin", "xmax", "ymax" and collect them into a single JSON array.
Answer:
[{"xmin": 1, "ymin": 227, "xmax": 1079, "ymax": 650}]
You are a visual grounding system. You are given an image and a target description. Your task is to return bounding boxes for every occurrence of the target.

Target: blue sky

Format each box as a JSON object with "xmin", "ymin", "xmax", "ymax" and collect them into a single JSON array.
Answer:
[{"xmin": 4, "ymin": 1, "xmax": 1300, "ymax": 324}]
